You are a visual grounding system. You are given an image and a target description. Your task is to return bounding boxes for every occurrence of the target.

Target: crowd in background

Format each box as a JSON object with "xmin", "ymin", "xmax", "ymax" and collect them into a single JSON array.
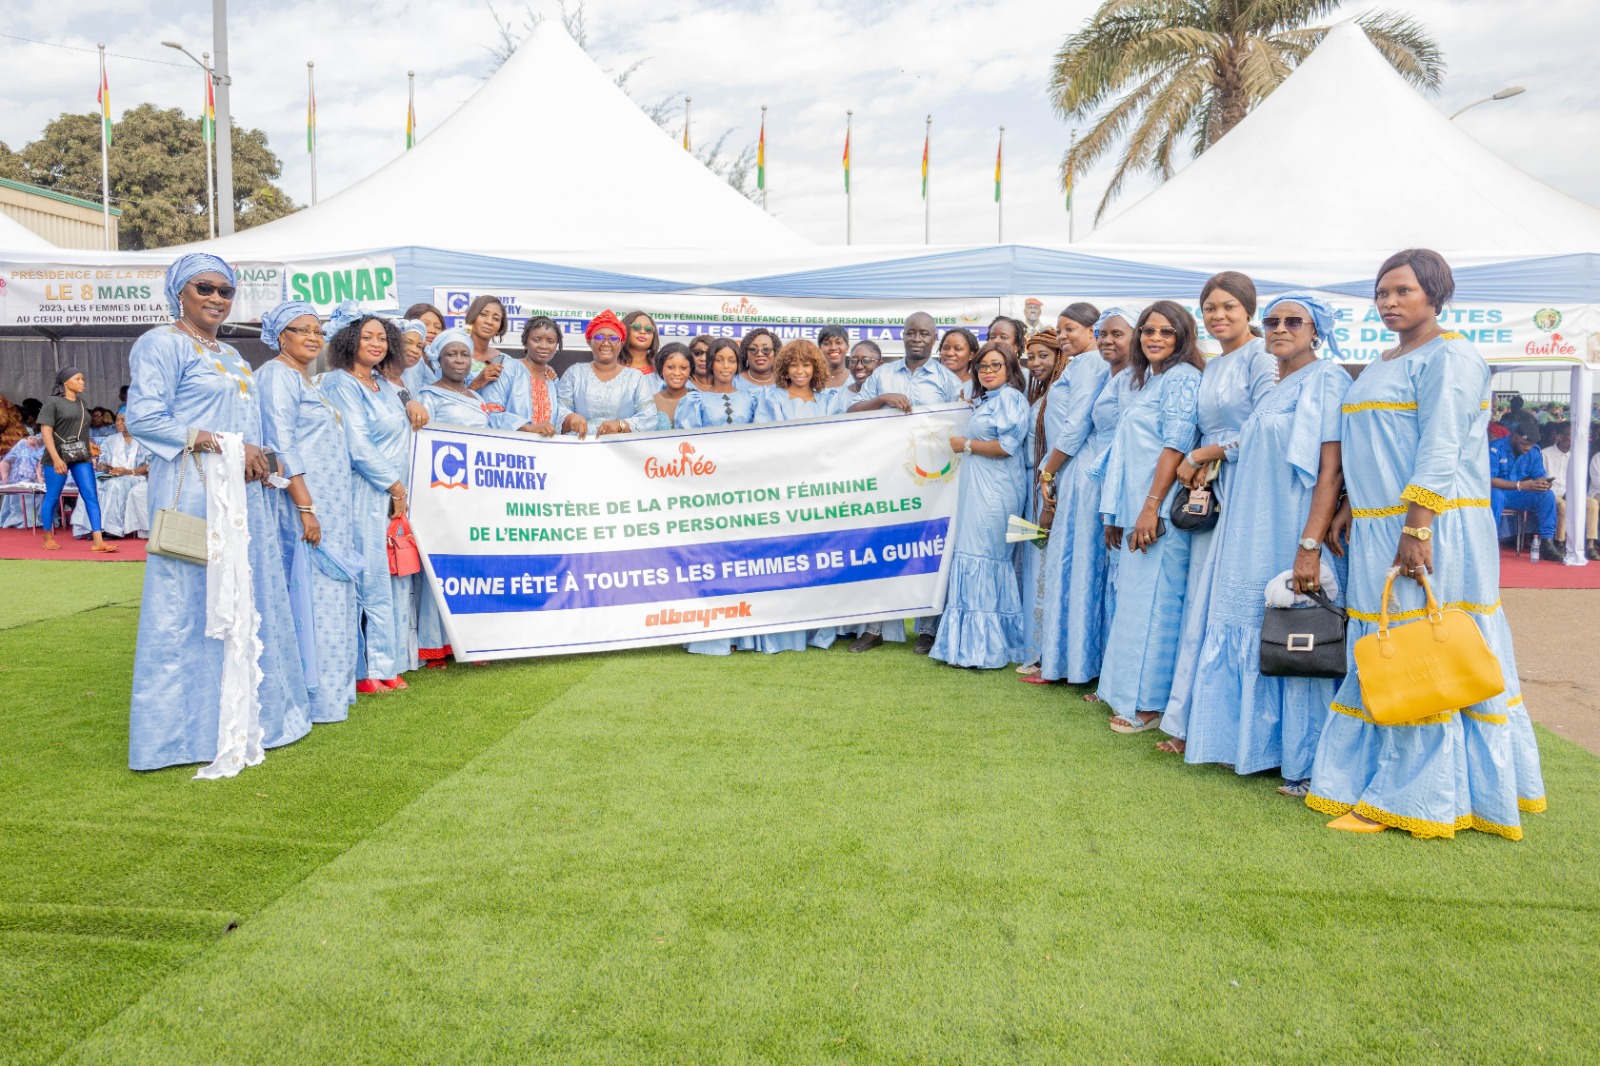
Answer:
[{"xmin": 89, "ymin": 249, "xmax": 1551, "ymax": 841}]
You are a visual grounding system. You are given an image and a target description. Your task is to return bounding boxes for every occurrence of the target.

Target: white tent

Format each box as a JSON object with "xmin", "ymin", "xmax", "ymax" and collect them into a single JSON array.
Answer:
[
  {"xmin": 198, "ymin": 22, "xmax": 806, "ymax": 258},
  {"xmin": 0, "ymin": 208, "xmax": 58, "ymax": 252},
  {"xmin": 1083, "ymin": 22, "xmax": 1600, "ymax": 257}
]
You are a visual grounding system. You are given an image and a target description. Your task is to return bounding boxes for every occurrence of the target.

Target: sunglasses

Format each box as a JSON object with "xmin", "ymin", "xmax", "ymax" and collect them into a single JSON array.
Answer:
[
  {"xmin": 630, "ymin": 323, "xmax": 656, "ymax": 333},
  {"xmin": 1263, "ymin": 316, "xmax": 1309, "ymax": 331},
  {"xmin": 1139, "ymin": 327, "xmax": 1177, "ymax": 339},
  {"xmin": 281, "ymin": 325, "xmax": 325, "ymax": 338},
  {"xmin": 591, "ymin": 332, "xmax": 623, "ymax": 344},
  {"xmin": 192, "ymin": 281, "xmax": 237, "ymax": 299},
  {"xmin": 746, "ymin": 345, "xmax": 775, "ymax": 356}
]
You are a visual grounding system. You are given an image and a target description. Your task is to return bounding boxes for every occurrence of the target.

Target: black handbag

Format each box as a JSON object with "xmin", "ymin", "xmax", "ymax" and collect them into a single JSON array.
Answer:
[
  {"xmin": 1259, "ymin": 587, "xmax": 1347, "ymax": 679},
  {"xmin": 1170, "ymin": 459, "xmax": 1221, "ymax": 532},
  {"xmin": 55, "ymin": 402, "xmax": 92, "ymax": 465}
]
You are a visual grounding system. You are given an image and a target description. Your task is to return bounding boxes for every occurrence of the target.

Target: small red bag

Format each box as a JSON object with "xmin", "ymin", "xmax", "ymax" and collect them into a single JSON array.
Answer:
[{"xmin": 386, "ymin": 515, "xmax": 422, "ymax": 577}]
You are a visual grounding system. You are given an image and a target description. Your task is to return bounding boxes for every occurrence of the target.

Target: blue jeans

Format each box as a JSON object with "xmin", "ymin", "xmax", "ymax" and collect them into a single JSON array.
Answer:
[
  {"xmin": 42, "ymin": 461, "xmax": 100, "ymax": 533},
  {"xmin": 1492, "ymin": 487, "xmax": 1557, "ymax": 539}
]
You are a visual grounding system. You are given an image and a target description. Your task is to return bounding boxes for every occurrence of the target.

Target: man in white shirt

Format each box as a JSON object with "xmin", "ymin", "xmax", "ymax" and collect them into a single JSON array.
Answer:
[{"xmin": 1543, "ymin": 424, "xmax": 1600, "ymax": 560}]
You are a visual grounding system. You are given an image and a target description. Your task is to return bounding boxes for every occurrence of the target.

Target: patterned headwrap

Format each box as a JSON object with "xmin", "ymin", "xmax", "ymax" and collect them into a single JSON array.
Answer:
[
  {"xmin": 425, "ymin": 327, "xmax": 473, "ymax": 362},
  {"xmin": 259, "ymin": 300, "xmax": 319, "ymax": 351},
  {"xmin": 1093, "ymin": 307, "xmax": 1135, "ymax": 337},
  {"xmin": 394, "ymin": 318, "xmax": 428, "ymax": 340},
  {"xmin": 1263, "ymin": 291, "xmax": 1343, "ymax": 360},
  {"xmin": 163, "ymin": 253, "xmax": 235, "ymax": 319},
  {"xmin": 326, "ymin": 299, "xmax": 364, "ymax": 339},
  {"xmin": 584, "ymin": 309, "xmax": 626, "ymax": 344}
]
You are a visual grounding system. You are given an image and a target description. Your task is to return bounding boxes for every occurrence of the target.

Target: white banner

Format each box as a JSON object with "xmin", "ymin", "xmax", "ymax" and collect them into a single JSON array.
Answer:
[
  {"xmin": 287, "ymin": 255, "xmax": 399, "ymax": 315},
  {"xmin": 405, "ymin": 407, "xmax": 970, "ymax": 660},
  {"xmin": 433, "ymin": 287, "xmax": 999, "ymax": 357},
  {"xmin": 0, "ymin": 263, "xmax": 170, "ymax": 325}
]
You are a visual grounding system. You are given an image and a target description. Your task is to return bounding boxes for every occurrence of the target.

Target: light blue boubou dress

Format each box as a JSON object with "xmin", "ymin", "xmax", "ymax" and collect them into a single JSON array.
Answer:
[
  {"xmin": 1163, "ymin": 338, "xmax": 1277, "ymax": 738},
  {"xmin": 257, "ymin": 359, "xmax": 360, "ymax": 725},
  {"xmin": 930, "ymin": 384, "xmax": 1030, "ymax": 669},
  {"xmin": 1018, "ymin": 377, "xmax": 1069, "ymax": 666},
  {"xmin": 1182, "ymin": 359, "xmax": 1349, "ymax": 780},
  {"xmin": 320, "ymin": 370, "xmax": 419, "ymax": 682},
  {"xmin": 558, "ymin": 363, "xmax": 659, "ymax": 433},
  {"xmin": 674, "ymin": 387, "xmax": 762, "ymax": 429},
  {"xmin": 1094, "ymin": 363, "xmax": 1203, "ymax": 715},
  {"xmin": 126, "ymin": 327, "xmax": 313, "ymax": 769},
  {"xmin": 1306, "ymin": 334, "xmax": 1545, "ymax": 839}
]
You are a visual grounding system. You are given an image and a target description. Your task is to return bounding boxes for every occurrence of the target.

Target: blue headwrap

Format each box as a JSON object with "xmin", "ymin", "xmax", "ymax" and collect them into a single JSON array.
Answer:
[
  {"xmin": 426, "ymin": 327, "xmax": 473, "ymax": 362},
  {"xmin": 326, "ymin": 299, "xmax": 364, "ymax": 339},
  {"xmin": 1094, "ymin": 307, "xmax": 1136, "ymax": 338},
  {"xmin": 259, "ymin": 300, "xmax": 319, "ymax": 351},
  {"xmin": 394, "ymin": 318, "xmax": 427, "ymax": 340},
  {"xmin": 1264, "ymin": 291, "xmax": 1342, "ymax": 359},
  {"xmin": 163, "ymin": 253, "xmax": 235, "ymax": 319}
]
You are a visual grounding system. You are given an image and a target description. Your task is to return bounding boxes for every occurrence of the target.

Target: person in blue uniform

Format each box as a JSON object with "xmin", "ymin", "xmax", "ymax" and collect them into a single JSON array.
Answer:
[
  {"xmin": 255, "ymin": 299, "xmax": 360, "ymax": 726},
  {"xmin": 929, "ymin": 341, "xmax": 1030, "ymax": 669},
  {"xmin": 1180, "ymin": 293, "xmax": 1351, "ymax": 794},
  {"xmin": 125, "ymin": 254, "xmax": 312, "ymax": 771},
  {"xmin": 1307, "ymin": 248, "xmax": 1545, "ymax": 839},
  {"xmin": 1095, "ymin": 301, "xmax": 1205, "ymax": 732},
  {"xmin": 1489, "ymin": 427, "xmax": 1559, "ymax": 561}
]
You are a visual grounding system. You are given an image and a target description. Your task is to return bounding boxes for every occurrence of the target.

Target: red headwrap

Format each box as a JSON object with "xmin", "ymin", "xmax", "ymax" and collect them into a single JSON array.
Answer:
[{"xmin": 585, "ymin": 309, "xmax": 626, "ymax": 344}]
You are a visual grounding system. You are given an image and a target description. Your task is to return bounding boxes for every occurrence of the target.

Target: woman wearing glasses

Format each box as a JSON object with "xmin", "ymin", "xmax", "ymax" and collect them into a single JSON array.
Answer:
[
  {"xmin": 256, "ymin": 299, "xmax": 360, "ymax": 725},
  {"xmin": 1180, "ymin": 294, "xmax": 1350, "ymax": 795},
  {"xmin": 1160, "ymin": 272, "xmax": 1279, "ymax": 754},
  {"xmin": 840, "ymin": 340, "xmax": 883, "ymax": 401},
  {"xmin": 1095, "ymin": 302, "xmax": 1205, "ymax": 732},
  {"xmin": 125, "ymin": 255, "xmax": 312, "ymax": 773},
  {"xmin": 687, "ymin": 335, "xmax": 715, "ymax": 390},
  {"xmin": 674, "ymin": 338, "xmax": 760, "ymax": 430},
  {"xmin": 737, "ymin": 329, "xmax": 781, "ymax": 390},
  {"xmin": 1307, "ymin": 250, "xmax": 1545, "ymax": 839},
  {"xmin": 930, "ymin": 341, "xmax": 1031, "ymax": 670},
  {"xmin": 558, "ymin": 310, "xmax": 657, "ymax": 435},
  {"xmin": 621, "ymin": 310, "xmax": 661, "ymax": 376}
]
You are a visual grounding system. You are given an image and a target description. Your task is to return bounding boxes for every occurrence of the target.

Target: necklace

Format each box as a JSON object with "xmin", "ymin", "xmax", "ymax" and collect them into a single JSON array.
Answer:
[
  {"xmin": 437, "ymin": 380, "xmax": 474, "ymax": 396},
  {"xmin": 177, "ymin": 318, "xmax": 222, "ymax": 352},
  {"xmin": 1383, "ymin": 329, "xmax": 1443, "ymax": 361},
  {"xmin": 353, "ymin": 368, "xmax": 380, "ymax": 393}
]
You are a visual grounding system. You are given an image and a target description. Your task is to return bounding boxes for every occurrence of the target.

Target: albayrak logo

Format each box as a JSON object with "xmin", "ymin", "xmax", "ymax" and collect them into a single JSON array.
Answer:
[
  {"xmin": 431, "ymin": 439, "xmax": 469, "ymax": 488},
  {"xmin": 645, "ymin": 601, "xmax": 753, "ymax": 628},
  {"xmin": 644, "ymin": 441, "xmax": 717, "ymax": 480}
]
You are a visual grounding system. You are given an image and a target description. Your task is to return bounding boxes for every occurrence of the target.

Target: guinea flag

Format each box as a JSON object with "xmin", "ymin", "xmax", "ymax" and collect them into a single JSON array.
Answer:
[
  {"xmin": 842, "ymin": 128, "xmax": 850, "ymax": 193},
  {"xmin": 757, "ymin": 113, "xmax": 765, "ymax": 191},
  {"xmin": 98, "ymin": 67, "xmax": 112, "ymax": 147},
  {"xmin": 994, "ymin": 137, "xmax": 1002, "ymax": 202}
]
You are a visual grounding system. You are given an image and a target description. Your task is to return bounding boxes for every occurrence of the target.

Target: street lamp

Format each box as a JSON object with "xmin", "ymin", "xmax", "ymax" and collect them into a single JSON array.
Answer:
[
  {"xmin": 1449, "ymin": 86, "xmax": 1526, "ymax": 121},
  {"xmin": 162, "ymin": 41, "xmax": 217, "ymax": 239}
]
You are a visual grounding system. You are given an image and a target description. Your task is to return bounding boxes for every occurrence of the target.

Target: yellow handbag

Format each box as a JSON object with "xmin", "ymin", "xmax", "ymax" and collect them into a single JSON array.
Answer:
[{"xmin": 1353, "ymin": 568, "xmax": 1505, "ymax": 725}]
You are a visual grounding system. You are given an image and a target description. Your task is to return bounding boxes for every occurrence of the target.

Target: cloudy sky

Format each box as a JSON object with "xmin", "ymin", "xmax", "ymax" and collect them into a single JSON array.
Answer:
[{"xmin": 4, "ymin": 0, "xmax": 1598, "ymax": 247}]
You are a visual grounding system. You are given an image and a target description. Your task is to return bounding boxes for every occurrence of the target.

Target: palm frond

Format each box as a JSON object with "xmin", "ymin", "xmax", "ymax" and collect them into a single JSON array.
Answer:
[
  {"xmin": 1062, "ymin": 68, "xmax": 1173, "ymax": 182},
  {"xmin": 1357, "ymin": 11, "xmax": 1446, "ymax": 92},
  {"xmin": 1091, "ymin": 58, "xmax": 1209, "ymax": 220},
  {"xmin": 1235, "ymin": 34, "xmax": 1297, "ymax": 101},
  {"xmin": 1235, "ymin": 0, "xmax": 1343, "ymax": 36}
]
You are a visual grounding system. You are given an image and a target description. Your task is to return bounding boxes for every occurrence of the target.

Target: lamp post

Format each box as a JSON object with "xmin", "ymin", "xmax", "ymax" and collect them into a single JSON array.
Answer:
[
  {"xmin": 162, "ymin": 41, "xmax": 217, "ymax": 239},
  {"xmin": 1449, "ymin": 86, "xmax": 1525, "ymax": 121}
]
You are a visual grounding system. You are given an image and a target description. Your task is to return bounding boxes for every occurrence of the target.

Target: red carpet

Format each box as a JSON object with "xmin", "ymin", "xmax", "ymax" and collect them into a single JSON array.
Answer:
[
  {"xmin": 1498, "ymin": 547, "xmax": 1600, "ymax": 590},
  {"xmin": 0, "ymin": 527, "xmax": 146, "ymax": 562}
]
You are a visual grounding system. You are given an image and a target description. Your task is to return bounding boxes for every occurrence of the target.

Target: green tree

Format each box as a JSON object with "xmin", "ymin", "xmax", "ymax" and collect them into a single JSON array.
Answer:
[
  {"xmin": 0, "ymin": 141, "xmax": 27, "ymax": 182},
  {"xmin": 15, "ymin": 104, "xmax": 297, "ymax": 249},
  {"xmin": 1052, "ymin": 1, "xmax": 1444, "ymax": 220}
]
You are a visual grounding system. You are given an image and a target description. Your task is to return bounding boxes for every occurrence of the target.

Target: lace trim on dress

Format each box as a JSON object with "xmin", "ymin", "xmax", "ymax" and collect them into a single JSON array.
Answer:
[
  {"xmin": 1352, "ymin": 498, "xmax": 1489, "ymax": 519},
  {"xmin": 1329, "ymin": 701, "xmax": 1456, "ymax": 727},
  {"xmin": 1519, "ymin": 796, "xmax": 1548, "ymax": 814},
  {"xmin": 1343, "ymin": 401, "xmax": 1418, "ymax": 414},
  {"xmin": 1345, "ymin": 599, "xmax": 1500, "ymax": 624},
  {"xmin": 1400, "ymin": 484, "xmax": 1450, "ymax": 512}
]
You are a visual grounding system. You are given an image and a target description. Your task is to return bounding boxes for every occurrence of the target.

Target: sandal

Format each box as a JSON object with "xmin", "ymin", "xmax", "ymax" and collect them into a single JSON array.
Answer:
[
  {"xmin": 1020, "ymin": 675, "xmax": 1055, "ymax": 685},
  {"xmin": 1016, "ymin": 664, "xmax": 1041, "ymax": 676},
  {"xmin": 1155, "ymin": 738, "xmax": 1186, "ymax": 754},
  {"xmin": 91, "ymin": 543, "xmax": 120, "ymax": 553},
  {"xmin": 1277, "ymin": 779, "xmax": 1310, "ymax": 798},
  {"xmin": 1109, "ymin": 713, "xmax": 1162, "ymax": 734},
  {"xmin": 1081, "ymin": 692, "xmax": 1103, "ymax": 704}
]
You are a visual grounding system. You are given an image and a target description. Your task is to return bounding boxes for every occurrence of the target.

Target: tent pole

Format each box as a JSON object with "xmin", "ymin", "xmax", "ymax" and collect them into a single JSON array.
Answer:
[{"xmin": 1566, "ymin": 364, "xmax": 1592, "ymax": 564}]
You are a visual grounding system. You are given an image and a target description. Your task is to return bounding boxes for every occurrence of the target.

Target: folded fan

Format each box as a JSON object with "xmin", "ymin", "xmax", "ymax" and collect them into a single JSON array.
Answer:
[{"xmin": 1006, "ymin": 514, "xmax": 1049, "ymax": 548}]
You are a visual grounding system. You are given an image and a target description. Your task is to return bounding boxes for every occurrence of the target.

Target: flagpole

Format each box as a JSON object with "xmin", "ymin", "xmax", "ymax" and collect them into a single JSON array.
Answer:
[
  {"xmin": 997, "ymin": 125, "xmax": 1005, "ymax": 244},
  {"xmin": 683, "ymin": 95, "xmax": 691, "ymax": 151},
  {"xmin": 845, "ymin": 110, "xmax": 853, "ymax": 246},
  {"xmin": 212, "ymin": 0, "xmax": 235, "ymax": 235},
  {"xmin": 97, "ymin": 44, "xmax": 112, "ymax": 250},
  {"xmin": 407, "ymin": 70, "xmax": 416, "ymax": 149},
  {"xmin": 307, "ymin": 61, "xmax": 318, "ymax": 205},
  {"xmin": 924, "ymin": 115, "xmax": 931, "ymax": 246},
  {"xmin": 1067, "ymin": 127, "xmax": 1076, "ymax": 243},
  {"xmin": 203, "ymin": 52, "xmax": 216, "ymax": 239},
  {"xmin": 759, "ymin": 104, "xmax": 767, "ymax": 212}
]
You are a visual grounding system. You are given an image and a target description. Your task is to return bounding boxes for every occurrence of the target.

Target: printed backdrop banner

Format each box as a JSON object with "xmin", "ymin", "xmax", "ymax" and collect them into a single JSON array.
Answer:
[
  {"xmin": 433, "ymin": 288, "xmax": 1001, "ymax": 356},
  {"xmin": 0, "ymin": 263, "xmax": 170, "ymax": 326},
  {"xmin": 406, "ymin": 407, "xmax": 970, "ymax": 660}
]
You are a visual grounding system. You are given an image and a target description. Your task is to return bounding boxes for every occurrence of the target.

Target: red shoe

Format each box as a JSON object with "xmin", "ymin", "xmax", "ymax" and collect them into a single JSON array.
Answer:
[
  {"xmin": 1021, "ymin": 675, "xmax": 1055, "ymax": 685},
  {"xmin": 384, "ymin": 677, "xmax": 409, "ymax": 691},
  {"xmin": 356, "ymin": 680, "xmax": 387, "ymax": 695}
]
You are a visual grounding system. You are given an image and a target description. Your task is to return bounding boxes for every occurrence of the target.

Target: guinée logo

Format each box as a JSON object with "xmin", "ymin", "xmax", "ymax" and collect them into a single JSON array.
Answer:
[
  {"xmin": 431, "ymin": 440, "xmax": 469, "ymax": 489},
  {"xmin": 644, "ymin": 441, "xmax": 717, "ymax": 480},
  {"xmin": 720, "ymin": 297, "xmax": 760, "ymax": 315}
]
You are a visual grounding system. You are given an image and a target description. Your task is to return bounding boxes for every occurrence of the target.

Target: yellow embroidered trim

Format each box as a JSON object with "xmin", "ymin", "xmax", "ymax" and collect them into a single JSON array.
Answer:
[
  {"xmin": 1480, "ymin": 400, "xmax": 1490, "ymax": 410},
  {"xmin": 1329, "ymin": 701, "xmax": 1369, "ymax": 722},
  {"xmin": 1440, "ymin": 331, "xmax": 1465, "ymax": 341},
  {"xmin": 1352, "ymin": 505, "xmax": 1406, "ymax": 519},
  {"xmin": 1507, "ymin": 693, "xmax": 1524, "ymax": 708},
  {"xmin": 1353, "ymin": 498, "xmax": 1492, "ymax": 518},
  {"xmin": 1346, "ymin": 598, "xmax": 1501, "ymax": 623},
  {"xmin": 1519, "ymin": 796, "xmax": 1547, "ymax": 814},
  {"xmin": 1329, "ymin": 701, "xmax": 1457, "ymax": 727},
  {"xmin": 1467, "ymin": 815, "xmax": 1523, "ymax": 842},
  {"xmin": 1463, "ymin": 708, "xmax": 1508, "ymax": 725},
  {"xmin": 1305, "ymin": 793, "xmax": 1351, "ymax": 817},
  {"xmin": 1342, "ymin": 401, "xmax": 1418, "ymax": 414},
  {"xmin": 1354, "ymin": 801, "xmax": 1459, "ymax": 839},
  {"xmin": 1401, "ymin": 484, "xmax": 1448, "ymax": 512}
]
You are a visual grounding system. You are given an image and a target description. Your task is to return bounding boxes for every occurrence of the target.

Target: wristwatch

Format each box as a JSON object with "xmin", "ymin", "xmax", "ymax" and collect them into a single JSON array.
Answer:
[
  {"xmin": 1298, "ymin": 537, "xmax": 1321, "ymax": 552},
  {"xmin": 962, "ymin": 440, "xmax": 973, "ymax": 455},
  {"xmin": 1401, "ymin": 525, "xmax": 1433, "ymax": 541},
  {"xmin": 1039, "ymin": 470, "xmax": 1055, "ymax": 483}
]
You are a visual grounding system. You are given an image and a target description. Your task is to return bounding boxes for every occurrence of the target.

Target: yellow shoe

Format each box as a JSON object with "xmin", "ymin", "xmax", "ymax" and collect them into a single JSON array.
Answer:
[{"xmin": 1327, "ymin": 812, "xmax": 1388, "ymax": 833}]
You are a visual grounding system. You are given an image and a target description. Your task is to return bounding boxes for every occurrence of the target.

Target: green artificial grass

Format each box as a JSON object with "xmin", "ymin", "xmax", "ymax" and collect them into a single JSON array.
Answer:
[{"xmin": 3, "ymin": 560, "xmax": 1598, "ymax": 1064}]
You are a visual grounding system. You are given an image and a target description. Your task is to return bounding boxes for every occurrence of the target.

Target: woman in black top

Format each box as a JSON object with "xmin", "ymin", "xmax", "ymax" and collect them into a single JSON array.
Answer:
[{"xmin": 38, "ymin": 366, "xmax": 112, "ymax": 552}]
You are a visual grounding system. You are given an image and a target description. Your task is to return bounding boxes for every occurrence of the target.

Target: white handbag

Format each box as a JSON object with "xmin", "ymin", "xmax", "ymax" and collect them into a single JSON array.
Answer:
[{"xmin": 148, "ymin": 449, "xmax": 209, "ymax": 565}]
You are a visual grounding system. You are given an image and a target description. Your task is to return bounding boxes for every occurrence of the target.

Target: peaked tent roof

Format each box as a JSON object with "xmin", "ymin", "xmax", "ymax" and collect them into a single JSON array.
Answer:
[
  {"xmin": 1082, "ymin": 23, "xmax": 1600, "ymax": 255},
  {"xmin": 197, "ymin": 23, "xmax": 806, "ymax": 257},
  {"xmin": 0, "ymin": 208, "xmax": 58, "ymax": 252}
]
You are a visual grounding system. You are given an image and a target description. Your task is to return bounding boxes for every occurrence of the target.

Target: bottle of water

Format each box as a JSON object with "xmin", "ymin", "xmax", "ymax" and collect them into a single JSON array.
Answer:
[{"xmin": 1530, "ymin": 536, "xmax": 1541, "ymax": 562}]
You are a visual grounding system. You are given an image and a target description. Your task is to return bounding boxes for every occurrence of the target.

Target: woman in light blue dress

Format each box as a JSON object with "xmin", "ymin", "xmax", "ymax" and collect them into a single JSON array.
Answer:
[
  {"xmin": 0, "ymin": 434, "xmax": 45, "ymax": 528},
  {"xmin": 1017, "ymin": 326, "xmax": 1063, "ymax": 671},
  {"xmin": 1035, "ymin": 308, "xmax": 1128, "ymax": 685},
  {"xmin": 320, "ymin": 314, "xmax": 419, "ymax": 694},
  {"xmin": 256, "ymin": 299, "xmax": 360, "ymax": 725},
  {"xmin": 1158, "ymin": 273, "xmax": 1278, "ymax": 752},
  {"xmin": 736, "ymin": 328, "xmax": 782, "ymax": 391},
  {"xmin": 126, "ymin": 254, "xmax": 312, "ymax": 769},
  {"xmin": 675, "ymin": 338, "xmax": 761, "ymax": 430},
  {"xmin": 558, "ymin": 310, "xmax": 658, "ymax": 435},
  {"xmin": 480, "ymin": 317, "xmax": 579, "ymax": 435},
  {"xmin": 1181, "ymin": 294, "xmax": 1351, "ymax": 792},
  {"xmin": 1095, "ymin": 301, "xmax": 1205, "ymax": 731},
  {"xmin": 930, "ymin": 341, "xmax": 1030, "ymax": 669},
  {"xmin": 652, "ymin": 344, "xmax": 694, "ymax": 430},
  {"xmin": 1307, "ymin": 249, "xmax": 1545, "ymax": 839},
  {"xmin": 939, "ymin": 327, "xmax": 979, "ymax": 403}
]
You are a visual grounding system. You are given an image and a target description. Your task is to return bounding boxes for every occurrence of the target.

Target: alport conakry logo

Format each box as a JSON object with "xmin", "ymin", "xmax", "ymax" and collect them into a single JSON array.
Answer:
[
  {"xmin": 431, "ymin": 440, "xmax": 469, "ymax": 489},
  {"xmin": 443, "ymin": 291, "xmax": 473, "ymax": 315}
]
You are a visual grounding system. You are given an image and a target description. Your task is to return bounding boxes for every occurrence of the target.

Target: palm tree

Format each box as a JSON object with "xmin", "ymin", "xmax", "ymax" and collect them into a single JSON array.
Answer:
[{"xmin": 1051, "ymin": 1, "xmax": 1444, "ymax": 221}]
